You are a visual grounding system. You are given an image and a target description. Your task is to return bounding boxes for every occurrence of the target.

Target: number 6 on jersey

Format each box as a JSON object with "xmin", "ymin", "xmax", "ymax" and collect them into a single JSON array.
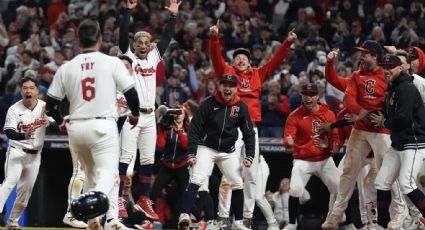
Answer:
[{"xmin": 82, "ymin": 77, "xmax": 95, "ymax": 101}]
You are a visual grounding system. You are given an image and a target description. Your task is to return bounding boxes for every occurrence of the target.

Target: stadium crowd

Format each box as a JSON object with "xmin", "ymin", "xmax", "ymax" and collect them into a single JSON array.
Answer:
[{"xmin": 1, "ymin": 0, "xmax": 425, "ymax": 230}]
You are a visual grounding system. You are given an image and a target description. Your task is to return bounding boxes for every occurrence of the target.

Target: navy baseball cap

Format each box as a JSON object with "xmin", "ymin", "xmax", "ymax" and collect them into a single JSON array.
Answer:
[
  {"xmin": 219, "ymin": 73, "xmax": 238, "ymax": 86},
  {"xmin": 233, "ymin": 48, "xmax": 251, "ymax": 59},
  {"xmin": 380, "ymin": 54, "xmax": 402, "ymax": 69},
  {"xmin": 355, "ymin": 40, "xmax": 383, "ymax": 59},
  {"xmin": 301, "ymin": 83, "xmax": 318, "ymax": 95}
]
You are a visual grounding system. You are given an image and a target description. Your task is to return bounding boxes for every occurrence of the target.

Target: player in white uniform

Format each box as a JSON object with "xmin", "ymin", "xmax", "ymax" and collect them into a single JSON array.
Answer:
[
  {"xmin": 117, "ymin": 0, "xmax": 180, "ymax": 221},
  {"xmin": 46, "ymin": 18, "xmax": 140, "ymax": 230},
  {"xmin": 62, "ymin": 144, "xmax": 88, "ymax": 229},
  {"xmin": 1, "ymin": 77, "xmax": 50, "ymax": 230},
  {"xmin": 115, "ymin": 55, "xmax": 138, "ymax": 219}
]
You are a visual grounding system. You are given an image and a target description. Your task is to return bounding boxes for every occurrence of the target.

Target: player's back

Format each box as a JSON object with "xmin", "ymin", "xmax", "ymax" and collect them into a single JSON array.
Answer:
[{"xmin": 51, "ymin": 52, "xmax": 134, "ymax": 120}]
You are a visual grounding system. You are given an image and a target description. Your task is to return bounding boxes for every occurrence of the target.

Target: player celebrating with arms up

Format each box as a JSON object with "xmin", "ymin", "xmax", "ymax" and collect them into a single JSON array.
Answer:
[
  {"xmin": 209, "ymin": 20, "xmax": 297, "ymax": 227},
  {"xmin": 46, "ymin": 18, "xmax": 140, "ymax": 230},
  {"xmin": 0, "ymin": 77, "xmax": 50, "ymax": 230},
  {"xmin": 117, "ymin": 0, "xmax": 181, "ymax": 220},
  {"xmin": 283, "ymin": 83, "xmax": 340, "ymax": 230}
]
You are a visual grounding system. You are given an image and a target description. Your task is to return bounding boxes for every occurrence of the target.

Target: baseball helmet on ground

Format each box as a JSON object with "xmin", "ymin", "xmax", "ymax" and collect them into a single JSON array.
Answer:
[{"xmin": 70, "ymin": 191, "xmax": 109, "ymax": 220}]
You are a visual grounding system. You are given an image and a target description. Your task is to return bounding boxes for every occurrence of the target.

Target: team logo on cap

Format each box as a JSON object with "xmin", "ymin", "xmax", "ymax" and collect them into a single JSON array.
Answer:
[{"xmin": 384, "ymin": 55, "xmax": 390, "ymax": 62}]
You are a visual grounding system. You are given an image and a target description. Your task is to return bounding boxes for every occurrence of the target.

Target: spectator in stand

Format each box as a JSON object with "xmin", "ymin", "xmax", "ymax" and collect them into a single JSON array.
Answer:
[
  {"xmin": 50, "ymin": 12, "xmax": 77, "ymax": 38},
  {"xmin": 316, "ymin": 80, "xmax": 341, "ymax": 114},
  {"xmin": 161, "ymin": 74, "xmax": 191, "ymax": 108},
  {"xmin": 47, "ymin": 0, "xmax": 67, "ymax": 26},
  {"xmin": 408, "ymin": 46, "xmax": 425, "ymax": 78},
  {"xmin": 342, "ymin": 20, "xmax": 366, "ymax": 57},
  {"xmin": 260, "ymin": 81, "xmax": 290, "ymax": 138}
]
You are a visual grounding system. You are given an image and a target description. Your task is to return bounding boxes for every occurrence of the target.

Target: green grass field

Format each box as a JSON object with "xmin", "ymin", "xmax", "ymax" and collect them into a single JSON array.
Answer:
[{"xmin": 10, "ymin": 228, "xmax": 75, "ymax": 230}]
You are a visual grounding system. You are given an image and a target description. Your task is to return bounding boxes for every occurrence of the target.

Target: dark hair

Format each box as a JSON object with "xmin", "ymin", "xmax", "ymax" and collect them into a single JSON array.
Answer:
[
  {"xmin": 22, "ymin": 50, "xmax": 33, "ymax": 58},
  {"xmin": 20, "ymin": 76, "xmax": 38, "ymax": 87},
  {"xmin": 78, "ymin": 18, "xmax": 101, "ymax": 48},
  {"xmin": 117, "ymin": 55, "xmax": 133, "ymax": 65}
]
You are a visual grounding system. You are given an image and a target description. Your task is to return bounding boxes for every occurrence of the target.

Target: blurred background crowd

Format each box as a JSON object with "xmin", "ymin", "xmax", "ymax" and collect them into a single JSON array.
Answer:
[
  {"xmin": 0, "ymin": 0, "xmax": 425, "ymax": 137},
  {"xmin": 0, "ymin": 0, "xmax": 424, "ymax": 228}
]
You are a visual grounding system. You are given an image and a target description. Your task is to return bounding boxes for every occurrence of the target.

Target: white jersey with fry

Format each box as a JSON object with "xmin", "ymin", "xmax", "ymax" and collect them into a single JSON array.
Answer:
[
  {"xmin": 4, "ymin": 99, "xmax": 47, "ymax": 150},
  {"xmin": 48, "ymin": 52, "xmax": 135, "ymax": 120},
  {"xmin": 125, "ymin": 45, "xmax": 162, "ymax": 109}
]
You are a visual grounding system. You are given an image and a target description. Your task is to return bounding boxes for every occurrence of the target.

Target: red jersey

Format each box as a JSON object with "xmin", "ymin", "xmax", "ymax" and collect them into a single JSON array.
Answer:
[
  {"xmin": 209, "ymin": 35, "xmax": 292, "ymax": 123},
  {"xmin": 284, "ymin": 103, "xmax": 339, "ymax": 161},
  {"xmin": 344, "ymin": 67, "xmax": 390, "ymax": 133},
  {"xmin": 325, "ymin": 60, "xmax": 349, "ymax": 92}
]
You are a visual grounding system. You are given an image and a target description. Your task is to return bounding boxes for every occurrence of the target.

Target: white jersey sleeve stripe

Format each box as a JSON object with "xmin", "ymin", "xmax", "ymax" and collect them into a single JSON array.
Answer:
[{"xmin": 121, "ymin": 83, "xmax": 136, "ymax": 94}]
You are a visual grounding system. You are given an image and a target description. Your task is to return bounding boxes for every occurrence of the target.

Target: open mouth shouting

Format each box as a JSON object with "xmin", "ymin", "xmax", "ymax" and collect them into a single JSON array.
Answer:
[{"xmin": 222, "ymin": 89, "xmax": 233, "ymax": 100}]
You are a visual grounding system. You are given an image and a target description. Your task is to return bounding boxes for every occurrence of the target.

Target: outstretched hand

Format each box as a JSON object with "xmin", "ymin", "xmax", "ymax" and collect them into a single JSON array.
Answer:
[
  {"xmin": 126, "ymin": 0, "xmax": 137, "ymax": 9},
  {"xmin": 209, "ymin": 20, "xmax": 220, "ymax": 37},
  {"xmin": 327, "ymin": 48, "xmax": 340, "ymax": 63},
  {"xmin": 287, "ymin": 28, "xmax": 297, "ymax": 42},
  {"xmin": 165, "ymin": 0, "xmax": 181, "ymax": 16}
]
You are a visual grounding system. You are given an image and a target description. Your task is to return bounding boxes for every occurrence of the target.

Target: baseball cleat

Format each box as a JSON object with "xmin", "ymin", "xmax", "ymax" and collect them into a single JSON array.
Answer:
[
  {"xmin": 63, "ymin": 212, "xmax": 88, "ymax": 228},
  {"xmin": 134, "ymin": 196, "xmax": 159, "ymax": 220},
  {"xmin": 104, "ymin": 218, "xmax": 133, "ymax": 230},
  {"xmin": 134, "ymin": 220, "xmax": 154, "ymax": 230},
  {"xmin": 321, "ymin": 213, "xmax": 340, "ymax": 230},
  {"xmin": 388, "ymin": 211, "xmax": 408, "ymax": 230},
  {"xmin": 178, "ymin": 213, "xmax": 191, "ymax": 230},
  {"xmin": 266, "ymin": 221, "xmax": 279, "ymax": 230},
  {"xmin": 232, "ymin": 220, "xmax": 250, "ymax": 230},
  {"xmin": 7, "ymin": 219, "xmax": 20, "ymax": 230},
  {"xmin": 87, "ymin": 217, "xmax": 102, "ymax": 230}
]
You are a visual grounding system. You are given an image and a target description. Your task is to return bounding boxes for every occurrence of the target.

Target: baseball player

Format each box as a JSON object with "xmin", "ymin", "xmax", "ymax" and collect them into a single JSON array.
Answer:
[
  {"xmin": 115, "ymin": 54, "xmax": 138, "ymax": 219},
  {"xmin": 255, "ymin": 155, "xmax": 280, "ymax": 230},
  {"xmin": 282, "ymin": 83, "xmax": 340, "ymax": 230},
  {"xmin": 371, "ymin": 54, "xmax": 425, "ymax": 229},
  {"xmin": 209, "ymin": 20, "xmax": 297, "ymax": 227},
  {"xmin": 177, "ymin": 74, "xmax": 255, "ymax": 230},
  {"xmin": 117, "ymin": 0, "xmax": 180, "ymax": 220},
  {"xmin": 46, "ymin": 18, "xmax": 140, "ymax": 230},
  {"xmin": 1, "ymin": 77, "xmax": 50, "ymax": 230},
  {"xmin": 323, "ymin": 50, "xmax": 378, "ymax": 228},
  {"xmin": 62, "ymin": 144, "xmax": 87, "ymax": 229},
  {"xmin": 322, "ymin": 40, "xmax": 406, "ymax": 230}
]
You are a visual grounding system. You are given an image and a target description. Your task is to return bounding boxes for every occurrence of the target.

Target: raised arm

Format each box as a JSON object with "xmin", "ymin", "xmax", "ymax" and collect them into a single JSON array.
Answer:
[
  {"xmin": 209, "ymin": 20, "xmax": 227, "ymax": 78},
  {"xmin": 119, "ymin": 0, "xmax": 137, "ymax": 53},
  {"xmin": 156, "ymin": 0, "xmax": 181, "ymax": 56},
  {"xmin": 325, "ymin": 48, "xmax": 348, "ymax": 91},
  {"xmin": 258, "ymin": 29, "xmax": 297, "ymax": 83}
]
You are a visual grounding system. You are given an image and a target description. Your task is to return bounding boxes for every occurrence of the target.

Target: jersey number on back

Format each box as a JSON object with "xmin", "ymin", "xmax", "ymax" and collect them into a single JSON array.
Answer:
[{"xmin": 82, "ymin": 77, "xmax": 95, "ymax": 101}]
